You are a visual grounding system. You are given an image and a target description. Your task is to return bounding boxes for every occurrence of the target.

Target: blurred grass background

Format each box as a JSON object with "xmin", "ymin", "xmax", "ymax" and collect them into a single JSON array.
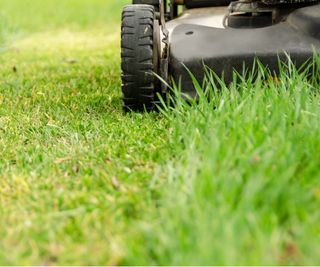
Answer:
[{"xmin": 0, "ymin": 0, "xmax": 127, "ymax": 33}]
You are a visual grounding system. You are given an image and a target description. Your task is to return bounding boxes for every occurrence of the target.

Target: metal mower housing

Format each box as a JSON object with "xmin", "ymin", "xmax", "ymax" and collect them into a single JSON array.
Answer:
[
  {"xmin": 121, "ymin": 0, "xmax": 320, "ymax": 110},
  {"xmin": 167, "ymin": 3, "xmax": 320, "ymax": 97}
]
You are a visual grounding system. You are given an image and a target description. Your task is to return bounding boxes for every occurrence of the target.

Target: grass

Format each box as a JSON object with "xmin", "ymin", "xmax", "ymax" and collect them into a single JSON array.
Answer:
[
  {"xmin": 0, "ymin": 0, "xmax": 320, "ymax": 265},
  {"xmin": 122, "ymin": 63, "xmax": 320, "ymax": 265}
]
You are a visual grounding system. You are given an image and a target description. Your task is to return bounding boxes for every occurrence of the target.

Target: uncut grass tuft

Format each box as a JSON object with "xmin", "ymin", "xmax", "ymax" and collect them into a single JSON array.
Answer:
[{"xmin": 123, "ymin": 59, "xmax": 320, "ymax": 265}]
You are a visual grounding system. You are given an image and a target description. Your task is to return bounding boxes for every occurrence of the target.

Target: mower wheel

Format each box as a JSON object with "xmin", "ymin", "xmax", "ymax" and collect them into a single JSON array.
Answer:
[{"xmin": 121, "ymin": 5, "xmax": 159, "ymax": 112}]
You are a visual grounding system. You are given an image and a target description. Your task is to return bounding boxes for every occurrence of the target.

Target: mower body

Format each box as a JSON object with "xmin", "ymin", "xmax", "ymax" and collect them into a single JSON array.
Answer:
[
  {"xmin": 167, "ymin": 3, "xmax": 320, "ymax": 96},
  {"xmin": 121, "ymin": 0, "xmax": 320, "ymax": 111}
]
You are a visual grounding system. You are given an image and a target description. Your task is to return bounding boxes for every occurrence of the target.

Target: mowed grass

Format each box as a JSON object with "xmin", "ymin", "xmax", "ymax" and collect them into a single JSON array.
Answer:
[
  {"xmin": 0, "ymin": 0, "xmax": 320, "ymax": 265},
  {"xmin": 0, "ymin": 0, "xmax": 170, "ymax": 264}
]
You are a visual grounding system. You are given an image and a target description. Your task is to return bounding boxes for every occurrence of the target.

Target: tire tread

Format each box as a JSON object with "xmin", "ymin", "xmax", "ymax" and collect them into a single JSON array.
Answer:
[{"xmin": 121, "ymin": 4, "xmax": 156, "ymax": 112}]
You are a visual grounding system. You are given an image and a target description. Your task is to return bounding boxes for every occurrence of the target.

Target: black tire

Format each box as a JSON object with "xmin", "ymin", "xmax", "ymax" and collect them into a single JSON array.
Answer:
[{"xmin": 121, "ymin": 5, "xmax": 159, "ymax": 112}]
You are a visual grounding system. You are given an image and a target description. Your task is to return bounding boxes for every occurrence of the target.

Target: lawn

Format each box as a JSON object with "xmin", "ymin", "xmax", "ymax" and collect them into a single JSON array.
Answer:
[{"xmin": 0, "ymin": 0, "xmax": 320, "ymax": 265}]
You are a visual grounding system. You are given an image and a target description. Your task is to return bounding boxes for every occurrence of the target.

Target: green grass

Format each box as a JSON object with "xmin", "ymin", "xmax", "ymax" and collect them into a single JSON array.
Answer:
[{"xmin": 0, "ymin": 0, "xmax": 320, "ymax": 265}]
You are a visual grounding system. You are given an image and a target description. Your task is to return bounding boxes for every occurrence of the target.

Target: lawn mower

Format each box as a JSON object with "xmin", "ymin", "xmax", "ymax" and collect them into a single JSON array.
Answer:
[{"xmin": 121, "ymin": 0, "xmax": 320, "ymax": 111}]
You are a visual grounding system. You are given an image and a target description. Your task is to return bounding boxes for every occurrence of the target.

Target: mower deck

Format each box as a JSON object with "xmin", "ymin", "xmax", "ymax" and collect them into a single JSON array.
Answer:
[
  {"xmin": 168, "ymin": 4, "xmax": 320, "ymax": 96},
  {"xmin": 121, "ymin": 1, "xmax": 320, "ymax": 111}
]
